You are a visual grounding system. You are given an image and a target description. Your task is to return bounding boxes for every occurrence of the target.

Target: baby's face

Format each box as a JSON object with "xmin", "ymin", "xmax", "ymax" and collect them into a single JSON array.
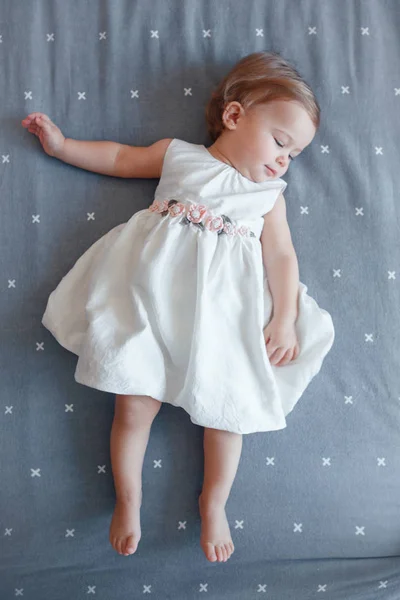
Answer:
[{"xmin": 224, "ymin": 99, "xmax": 316, "ymax": 183}]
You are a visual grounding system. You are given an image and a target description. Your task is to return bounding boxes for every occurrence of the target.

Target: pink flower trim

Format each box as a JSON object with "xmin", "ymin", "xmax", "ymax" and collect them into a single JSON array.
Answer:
[
  {"xmin": 168, "ymin": 202, "xmax": 186, "ymax": 217},
  {"xmin": 205, "ymin": 215, "xmax": 224, "ymax": 233},
  {"xmin": 237, "ymin": 225, "xmax": 250, "ymax": 236},
  {"xmin": 186, "ymin": 203, "xmax": 208, "ymax": 223},
  {"xmin": 223, "ymin": 222, "xmax": 237, "ymax": 236},
  {"xmin": 149, "ymin": 199, "xmax": 169, "ymax": 213},
  {"xmin": 148, "ymin": 199, "xmax": 256, "ymax": 238}
]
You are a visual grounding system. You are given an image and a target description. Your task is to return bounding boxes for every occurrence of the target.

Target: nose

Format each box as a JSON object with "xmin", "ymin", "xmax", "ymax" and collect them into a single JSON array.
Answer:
[{"xmin": 276, "ymin": 155, "xmax": 288, "ymax": 168}]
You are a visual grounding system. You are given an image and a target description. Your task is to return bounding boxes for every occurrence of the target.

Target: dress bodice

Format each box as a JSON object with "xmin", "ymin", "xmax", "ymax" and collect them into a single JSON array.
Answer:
[{"xmin": 153, "ymin": 138, "xmax": 287, "ymax": 235}]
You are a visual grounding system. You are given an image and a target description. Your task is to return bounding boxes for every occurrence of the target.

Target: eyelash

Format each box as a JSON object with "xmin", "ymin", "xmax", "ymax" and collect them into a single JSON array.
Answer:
[{"xmin": 274, "ymin": 138, "xmax": 295, "ymax": 161}]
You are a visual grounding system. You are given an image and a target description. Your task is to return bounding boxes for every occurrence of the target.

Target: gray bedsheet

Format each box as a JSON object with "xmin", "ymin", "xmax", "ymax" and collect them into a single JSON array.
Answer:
[{"xmin": 1, "ymin": 0, "xmax": 400, "ymax": 598}]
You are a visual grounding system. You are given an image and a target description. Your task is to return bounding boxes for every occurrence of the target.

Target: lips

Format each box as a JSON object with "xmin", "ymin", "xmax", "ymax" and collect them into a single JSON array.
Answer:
[{"xmin": 266, "ymin": 166, "xmax": 277, "ymax": 176}]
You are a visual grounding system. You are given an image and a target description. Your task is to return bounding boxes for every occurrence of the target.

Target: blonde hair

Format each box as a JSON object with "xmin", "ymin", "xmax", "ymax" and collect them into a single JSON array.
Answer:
[{"xmin": 205, "ymin": 52, "xmax": 320, "ymax": 141}]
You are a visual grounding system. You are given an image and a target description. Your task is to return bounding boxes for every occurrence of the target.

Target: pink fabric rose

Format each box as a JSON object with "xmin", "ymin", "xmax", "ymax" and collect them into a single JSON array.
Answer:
[
  {"xmin": 149, "ymin": 199, "xmax": 169, "ymax": 213},
  {"xmin": 168, "ymin": 202, "xmax": 186, "ymax": 217},
  {"xmin": 187, "ymin": 203, "xmax": 208, "ymax": 224},
  {"xmin": 205, "ymin": 215, "xmax": 224, "ymax": 233},
  {"xmin": 223, "ymin": 222, "xmax": 237, "ymax": 236},
  {"xmin": 237, "ymin": 225, "xmax": 250, "ymax": 237}
]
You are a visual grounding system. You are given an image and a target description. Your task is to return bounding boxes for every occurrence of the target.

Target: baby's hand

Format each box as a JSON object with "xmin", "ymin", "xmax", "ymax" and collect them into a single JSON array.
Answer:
[
  {"xmin": 21, "ymin": 112, "xmax": 65, "ymax": 158},
  {"xmin": 263, "ymin": 317, "xmax": 300, "ymax": 367}
]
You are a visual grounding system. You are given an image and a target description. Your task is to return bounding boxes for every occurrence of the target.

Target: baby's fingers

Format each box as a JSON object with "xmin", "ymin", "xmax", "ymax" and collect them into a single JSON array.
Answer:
[
  {"xmin": 28, "ymin": 117, "xmax": 52, "ymax": 137},
  {"xmin": 21, "ymin": 113, "xmax": 52, "ymax": 127}
]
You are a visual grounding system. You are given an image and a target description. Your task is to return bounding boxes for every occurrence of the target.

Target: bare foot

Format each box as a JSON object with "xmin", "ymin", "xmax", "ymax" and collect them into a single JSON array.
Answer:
[
  {"xmin": 199, "ymin": 494, "xmax": 235, "ymax": 562},
  {"xmin": 109, "ymin": 491, "xmax": 142, "ymax": 556}
]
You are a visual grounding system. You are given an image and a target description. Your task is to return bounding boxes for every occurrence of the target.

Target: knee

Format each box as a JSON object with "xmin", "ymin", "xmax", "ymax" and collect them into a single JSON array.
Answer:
[{"xmin": 114, "ymin": 394, "xmax": 162, "ymax": 427}]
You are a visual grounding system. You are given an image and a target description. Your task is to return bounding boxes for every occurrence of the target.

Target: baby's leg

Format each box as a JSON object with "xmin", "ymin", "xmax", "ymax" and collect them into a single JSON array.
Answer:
[
  {"xmin": 199, "ymin": 428, "xmax": 243, "ymax": 563},
  {"xmin": 109, "ymin": 394, "xmax": 162, "ymax": 556}
]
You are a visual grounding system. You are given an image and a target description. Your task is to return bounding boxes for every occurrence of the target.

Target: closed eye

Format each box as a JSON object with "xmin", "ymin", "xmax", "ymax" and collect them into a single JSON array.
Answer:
[{"xmin": 274, "ymin": 137, "xmax": 295, "ymax": 161}]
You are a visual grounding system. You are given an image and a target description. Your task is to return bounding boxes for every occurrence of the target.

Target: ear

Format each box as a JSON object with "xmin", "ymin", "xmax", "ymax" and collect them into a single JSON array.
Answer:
[{"xmin": 222, "ymin": 101, "xmax": 245, "ymax": 130}]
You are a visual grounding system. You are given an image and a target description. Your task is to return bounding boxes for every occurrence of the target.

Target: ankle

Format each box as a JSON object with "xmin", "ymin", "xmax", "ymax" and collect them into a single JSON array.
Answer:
[
  {"xmin": 115, "ymin": 487, "xmax": 142, "ymax": 505},
  {"xmin": 199, "ymin": 491, "xmax": 227, "ymax": 511}
]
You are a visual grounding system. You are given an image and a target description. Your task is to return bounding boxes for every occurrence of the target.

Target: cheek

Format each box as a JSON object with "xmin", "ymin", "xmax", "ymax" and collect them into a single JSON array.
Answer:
[{"xmin": 261, "ymin": 136, "xmax": 276, "ymax": 159}]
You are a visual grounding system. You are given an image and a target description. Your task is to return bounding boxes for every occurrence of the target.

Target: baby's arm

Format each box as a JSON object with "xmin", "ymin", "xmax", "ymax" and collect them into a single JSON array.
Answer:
[{"xmin": 21, "ymin": 112, "xmax": 172, "ymax": 179}]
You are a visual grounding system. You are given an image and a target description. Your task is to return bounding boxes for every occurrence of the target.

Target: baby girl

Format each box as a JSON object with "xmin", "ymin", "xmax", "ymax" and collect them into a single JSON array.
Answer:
[{"xmin": 21, "ymin": 51, "xmax": 335, "ymax": 563}]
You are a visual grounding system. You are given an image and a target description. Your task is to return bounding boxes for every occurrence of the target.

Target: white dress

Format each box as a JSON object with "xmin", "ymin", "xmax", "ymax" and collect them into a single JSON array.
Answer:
[{"xmin": 42, "ymin": 138, "xmax": 335, "ymax": 434}]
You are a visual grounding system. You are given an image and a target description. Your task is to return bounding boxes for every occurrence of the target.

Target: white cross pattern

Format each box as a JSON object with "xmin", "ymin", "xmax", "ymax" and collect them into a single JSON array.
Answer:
[
  {"xmin": 46, "ymin": 33, "xmax": 54, "ymax": 42},
  {"xmin": 235, "ymin": 520, "xmax": 244, "ymax": 529},
  {"xmin": 36, "ymin": 342, "xmax": 44, "ymax": 351},
  {"xmin": 87, "ymin": 585, "xmax": 96, "ymax": 594},
  {"xmin": 153, "ymin": 459, "xmax": 162, "ymax": 468},
  {"xmin": 65, "ymin": 529, "xmax": 75, "ymax": 537},
  {"xmin": 266, "ymin": 457, "xmax": 275, "ymax": 465},
  {"xmin": 256, "ymin": 29, "xmax": 264, "ymax": 37},
  {"xmin": 300, "ymin": 206, "xmax": 309, "ymax": 214},
  {"xmin": 355, "ymin": 207, "xmax": 364, "ymax": 215},
  {"xmin": 388, "ymin": 271, "xmax": 396, "ymax": 279},
  {"xmin": 395, "ymin": 88, "xmax": 400, "ymax": 95},
  {"xmin": 65, "ymin": 404, "xmax": 74, "ymax": 412},
  {"xmin": 131, "ymin": 90, "xmax": 139, "ymax": 98},
  {"xmin": 8, "ymin": 280, "xmax": 16, "ymax": 288},
  {"xmin": 2, "ymin": 154, "xmax": 10, "ymax": 163},
  {"xmin": 31, "ymin": 468, "xmax": 41, "ymax": 477},
  {"xmin": 333, "ymin": 269, "xmax": 341, "ymax": 278},
  {"xmin": 341, "ymin": 86, "xmax": 350, "ymax": 94},
  {"xmin": 97, "ymin": 465, "xmax": 106, "ymax": 473},
  {"xmin": 293, "ymin": 523, "xmax": 303, "ymax": 532},
  {"xmin": 375, "ymin": 146, "xmax": 383, "ymax": 155},
  {"xmin": 32, "ymin": 215, "xmax": 40, "ymax": 223},
  {"xmin": 379, "ymin": 581, "xmax": 388, "ymax": 589},
  {"xmin": 355, "ymin": 526, "xmax": 365, "ymax": 535},
  {"xmin": 24, "ymin": 91, "xmax": 33, "ymax": 100},
  {"xmin": 99, "ymin": 32, "xmax": 107, "ymax": 40},
  {"xmin": 318, "ymin": 585, "xmax": 327, "ymax": 592},
  {"xmin": 87, "ymin": 213, "xmax": 95, "ymax": 220},
  {"xmin": 321, "ymin": 145, "xmax": 329, "ymax": 154},
  {"xmin": 15, "ymin": 590, "xmax": 24, "ymax": 596},
  {"xmin": 377, "ymin": 458, "xmax": 386, "ymax": 466},
  {"xmin": 150, "ymin": 30, "xmax": 159, "ymax": 38},
  {"xmin": 344, "ymin": 396, "xmax": 353, "ymax": 404},
  {"xmin": 4, "ymin": 528, "xmax": 13, "ymax": 535},
  {"xmin": 365, "ymin": 334, "xmax": 374, "ymax": 342},
  {"xmin": 257, "ymin": 584, "xmax": 267, "ymax": 592},
  {"xmin": 199, "ymin": 583, "xmax": 208, "ymax": 592},
  {"xmin": 322, "ymin": 458, "xmax": 331, "ymax": 466},
  {"xmin": 178, "ymin": 521, "xmax": 187, "ymax": 530},
  {"xmin": 184, "ymin": 88, "xmax": 192, "ymax": 96},
  {"xmin": 5, "ymin": 406, "xmax": 13, "ymax": 414},
  {"xmin": 143, "ymin": 585, "xmax": 152, "ymax": 593},
  {"xmin": 308, "ymin": 27, "xmax": 317, "ymax": 35},
  {"xmin": 78, "ymin": 92, "xmax": 86, "ymax": 100},
  {"xmin": 361, "ymin": 27, "xmax": 370, "ymax": 35},
  {"xmin": 202, "ymin": 30, "xmax": 211, "ymax": 38}
]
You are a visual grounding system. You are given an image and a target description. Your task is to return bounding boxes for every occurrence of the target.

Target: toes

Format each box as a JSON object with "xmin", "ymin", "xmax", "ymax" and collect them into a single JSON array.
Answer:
[
  {"xmin": 204, "ymin": 542, "xmax": 217, "ymax": 562},
  {"xmin": 125, "ymin": 535, "xmax": 137, "ymax": 555},
  {"xmin": 111, "ymin": 535, "xmax": 137, "ymax": 556},
  {"xmin": 203, "ymin": 541, "xmax": 235, "ymax": 563},
  {"xmin": 113, "ymin": 537, "xmax": 122, "ymax": 555},
  {"xmin": 215, "ymin": 545, "xmax": 225, "ymax": 562}
]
